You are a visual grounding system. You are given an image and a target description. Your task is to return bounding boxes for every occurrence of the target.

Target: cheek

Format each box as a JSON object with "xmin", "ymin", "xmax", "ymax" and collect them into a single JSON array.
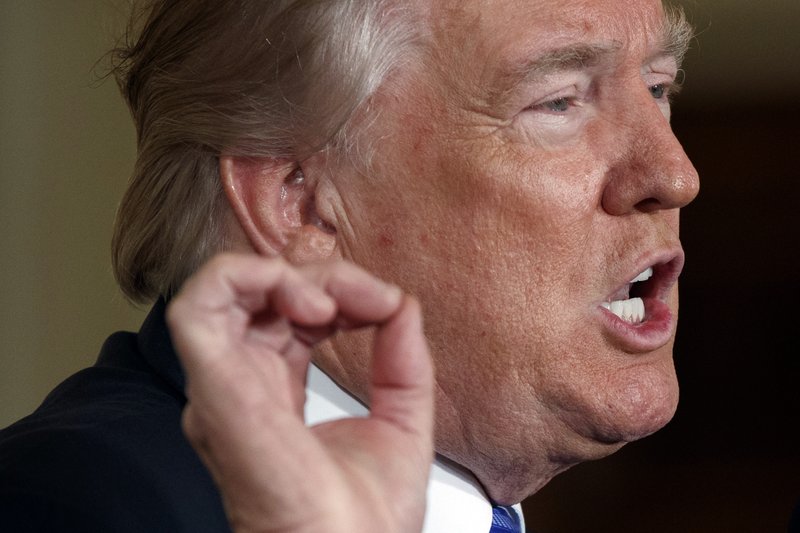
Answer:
[
  {"xmin": 473, "ymin": 148, "xmax": 608, "ymax": 298},
  {"xmin": 485, "ymin": 141, "xmax": 606, "ymax": 237}
]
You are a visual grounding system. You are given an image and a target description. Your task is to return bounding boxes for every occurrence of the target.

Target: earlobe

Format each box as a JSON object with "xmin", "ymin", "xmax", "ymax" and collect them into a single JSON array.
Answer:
[{"xmin": 219, "ymin": 155, "xmax": 338, "ymax": 262}]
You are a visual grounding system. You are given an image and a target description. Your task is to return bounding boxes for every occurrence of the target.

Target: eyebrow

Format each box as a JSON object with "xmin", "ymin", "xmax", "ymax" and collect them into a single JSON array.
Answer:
[
  {"xmin": 498, "ymin": 43, "xmax": 619, "ymax": 90},
  {"xmin": 485, "ymin": 5, "xmax": 694, "ymax": 104},
  {"xmin": 659, "ymin": 3, "xmax": 694, "ymax": 68}
]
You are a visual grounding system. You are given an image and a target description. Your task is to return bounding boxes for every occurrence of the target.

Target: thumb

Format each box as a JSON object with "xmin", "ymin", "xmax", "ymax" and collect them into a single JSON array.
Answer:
[{"xmin": 369, "ymin": 296, "xmax": 434, "ymax": 444}]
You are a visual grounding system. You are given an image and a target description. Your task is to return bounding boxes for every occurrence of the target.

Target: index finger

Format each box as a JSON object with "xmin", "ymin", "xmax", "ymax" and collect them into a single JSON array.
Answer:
[{"xmin": 298, "ymin": 261, "xmax": 405, "ymax": 329}]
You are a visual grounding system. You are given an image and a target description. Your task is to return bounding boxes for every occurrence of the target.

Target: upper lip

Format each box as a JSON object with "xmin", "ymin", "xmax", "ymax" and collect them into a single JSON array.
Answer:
[{"xmin": 605, "ymin": 247, "xmax": 685, "ymax": 303}]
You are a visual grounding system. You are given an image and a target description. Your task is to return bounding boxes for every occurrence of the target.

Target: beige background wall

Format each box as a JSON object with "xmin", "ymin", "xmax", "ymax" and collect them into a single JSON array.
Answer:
[{"xmin": 1, "ymin": 1, "xmax": 146, "ymax": 427}]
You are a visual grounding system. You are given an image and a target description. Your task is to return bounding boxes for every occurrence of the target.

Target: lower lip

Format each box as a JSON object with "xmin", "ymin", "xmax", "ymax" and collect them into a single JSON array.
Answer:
[{"xmin": 598, "ymin": 297, "xmax": 675, "ymax": 353}]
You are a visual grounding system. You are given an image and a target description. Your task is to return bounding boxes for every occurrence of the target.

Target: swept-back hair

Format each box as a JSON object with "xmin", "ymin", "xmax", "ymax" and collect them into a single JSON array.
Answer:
[{"xmin": 111, "ymin": 0, "xmax": 415, "ymax": 303}]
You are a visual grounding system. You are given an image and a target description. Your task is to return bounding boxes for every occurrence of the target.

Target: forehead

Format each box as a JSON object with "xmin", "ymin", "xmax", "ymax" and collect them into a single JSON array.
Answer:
[{"xmin": 425, "ymin": 0, "xmax": 672, "ymax": 64}]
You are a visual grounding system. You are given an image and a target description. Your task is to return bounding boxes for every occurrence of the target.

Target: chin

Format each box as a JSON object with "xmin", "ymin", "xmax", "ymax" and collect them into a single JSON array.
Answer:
[
  {"xmin": 539, "ymin": 344, "xmax": 680, "ymax": 454},
  {"xmin": 588, "ymin": 357, "xmax": 680, "ymax": 445}
]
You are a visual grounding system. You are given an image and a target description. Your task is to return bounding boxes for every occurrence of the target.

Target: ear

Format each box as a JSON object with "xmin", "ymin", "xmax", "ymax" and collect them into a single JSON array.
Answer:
[{"xmin": 219, "ymin": 155, "xmax": 337, "ymax": 262}]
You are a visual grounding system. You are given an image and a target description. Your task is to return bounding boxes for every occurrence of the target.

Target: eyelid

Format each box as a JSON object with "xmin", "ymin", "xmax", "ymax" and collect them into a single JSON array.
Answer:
[
  {"xmin": 643, "ymin": 67, "xmax": 681, "ymax": 98},
  {"xmin": 520, "ymin": 68, "xmax": 593, "ymax": 101},
  {"xmin": 538, "ymin": 96, "xmax": 583, "ymax": 114},
  {"xmin": 525, "ymin": 80, "xmax": 590, "ymax": 112},
  {"xmin": 643, "ymin": 54, "xmax": 679, "ymax": 75}
]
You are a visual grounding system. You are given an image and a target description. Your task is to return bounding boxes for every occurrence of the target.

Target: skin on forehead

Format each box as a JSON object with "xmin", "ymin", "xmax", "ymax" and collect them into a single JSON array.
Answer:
[{"xmin": 422, "ymin": 0, "xmax": 691, "ymax": 108}]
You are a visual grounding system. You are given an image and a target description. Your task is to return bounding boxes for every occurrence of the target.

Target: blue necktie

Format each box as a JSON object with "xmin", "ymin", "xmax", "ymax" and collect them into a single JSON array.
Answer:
[{"xmin": 490, "ymin": 505, "xmax": 522, "ymax": 533}]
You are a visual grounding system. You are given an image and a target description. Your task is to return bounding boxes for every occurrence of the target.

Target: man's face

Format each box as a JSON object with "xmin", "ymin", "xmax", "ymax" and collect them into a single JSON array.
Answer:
[{"xmin": 323, "ymin": 0, "xmax": 698, "ymax": 501}]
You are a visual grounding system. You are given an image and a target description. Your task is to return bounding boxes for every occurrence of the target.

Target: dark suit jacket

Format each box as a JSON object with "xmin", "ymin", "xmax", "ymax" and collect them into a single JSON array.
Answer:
[{"xmin": 0, "ymin": 300, "xmax": 231, "ymax": 532}]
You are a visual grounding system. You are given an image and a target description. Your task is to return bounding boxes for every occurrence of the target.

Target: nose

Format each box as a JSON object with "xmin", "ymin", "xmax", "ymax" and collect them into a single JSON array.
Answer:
[{"xmin": 601, "ymin": 94, "xmax": 700, "ymax": 216}]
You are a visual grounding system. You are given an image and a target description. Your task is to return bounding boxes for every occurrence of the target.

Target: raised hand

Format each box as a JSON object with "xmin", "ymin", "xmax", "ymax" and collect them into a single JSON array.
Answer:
[{"xmin": 166, "ymin": 254, "xmax": 434, "ymax": 533}]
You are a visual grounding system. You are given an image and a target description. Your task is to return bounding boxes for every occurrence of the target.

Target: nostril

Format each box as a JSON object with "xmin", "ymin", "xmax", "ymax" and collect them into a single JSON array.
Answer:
[{"xmin": 634, "ymin": 197, "xmax": 661, "ymax": 213}]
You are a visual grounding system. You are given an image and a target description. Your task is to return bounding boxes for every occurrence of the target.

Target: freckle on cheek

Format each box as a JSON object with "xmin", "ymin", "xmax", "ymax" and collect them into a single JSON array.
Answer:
[{"xmin": 379, "ymin": 232, "xmax": 394, "ymax": 247}]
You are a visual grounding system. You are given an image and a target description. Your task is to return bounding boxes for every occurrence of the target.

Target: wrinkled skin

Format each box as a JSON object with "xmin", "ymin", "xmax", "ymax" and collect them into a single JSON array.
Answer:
[{"xmin": 311, "ymin": 0, "xmax": 699, "ymax": 503}]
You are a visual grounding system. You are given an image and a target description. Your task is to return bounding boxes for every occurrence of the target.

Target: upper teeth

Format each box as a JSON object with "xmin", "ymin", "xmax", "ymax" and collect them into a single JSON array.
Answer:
[
  {"xmin": 601, "ymin": 267, "xmax": 653, "ymax": 324},
  {"xmin": 630, "ymin": 267, "xmax": 653, "ymax": 284}
]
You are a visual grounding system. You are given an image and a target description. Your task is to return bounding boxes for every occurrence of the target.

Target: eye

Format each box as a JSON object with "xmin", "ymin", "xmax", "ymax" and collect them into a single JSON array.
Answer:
[
  {"xmin": 530, "ymin": 96, "xmax": 579, "ymax": 114},
  {"xmin": 542, "ymin": 97, "xmax": 571, "ymax": 113},
  {"xmin": 649, "ymin": 83, "xmax": 667, "ymax": 100}
]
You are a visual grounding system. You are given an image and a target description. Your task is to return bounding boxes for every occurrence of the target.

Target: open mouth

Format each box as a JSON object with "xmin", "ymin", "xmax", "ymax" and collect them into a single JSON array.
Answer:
[
  {"xmin": 600, "ymin": 267, "xmax": 652, "ymax": 324},
  {"xmin": 596, "ymin": 253, "xmax": 684, "ymax": 350},
  {"xmin": 600, "ymin": 255, "xmax": 681, "ymax": 325}
]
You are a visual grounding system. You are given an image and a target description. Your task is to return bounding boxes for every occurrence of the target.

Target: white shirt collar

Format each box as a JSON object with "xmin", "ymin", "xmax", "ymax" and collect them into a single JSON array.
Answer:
[{"xmin": 305, "ymin": 365, "xmax": 525, "ymax": 533}]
